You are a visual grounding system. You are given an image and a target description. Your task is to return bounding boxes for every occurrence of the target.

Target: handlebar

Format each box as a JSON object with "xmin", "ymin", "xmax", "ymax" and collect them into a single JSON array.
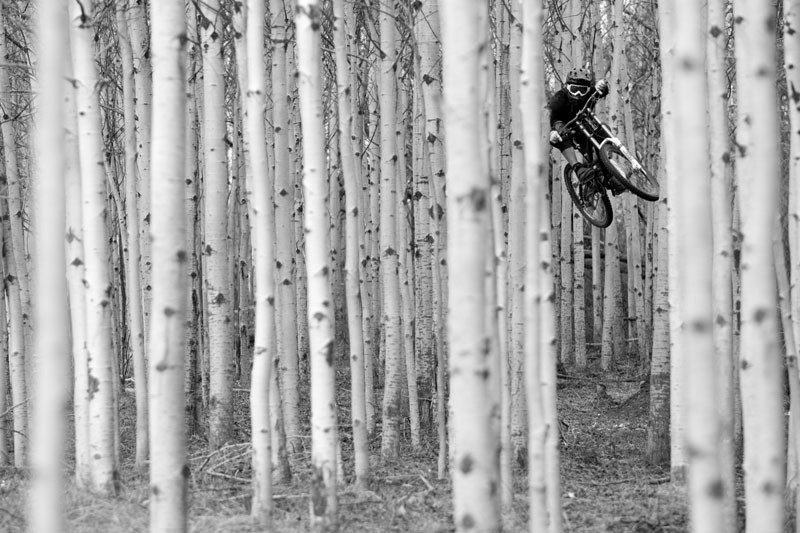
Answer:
[{"xmin": 561, "ymin": 88, "xmax": 600, "ymax": 132}]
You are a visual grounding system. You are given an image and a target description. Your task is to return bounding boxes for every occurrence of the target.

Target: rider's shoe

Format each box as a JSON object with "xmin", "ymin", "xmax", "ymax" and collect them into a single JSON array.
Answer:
[
  {"xmin": 574, "ymin": 163, "xmax": 593, "ymax": 183},
  {"xmin": 607, "ymin": 176, "xmax": 626, "ymax": 196}
]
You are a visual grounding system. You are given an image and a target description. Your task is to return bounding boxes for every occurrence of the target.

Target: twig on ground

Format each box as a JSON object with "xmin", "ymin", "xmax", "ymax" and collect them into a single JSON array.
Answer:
[
  {"xmin": 586, "ymin": 475, "xmax": 670, "ymax": 486},
  {"xmin": 418, "ymin": 474, "xmax": 434, "ymax": 492}
]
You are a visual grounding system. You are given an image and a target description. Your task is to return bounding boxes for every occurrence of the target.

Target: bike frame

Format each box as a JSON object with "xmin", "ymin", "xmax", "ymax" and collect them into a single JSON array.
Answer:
[{"xmin": 564, "ymin": 91, "xmax": 645, "ymax": 173}]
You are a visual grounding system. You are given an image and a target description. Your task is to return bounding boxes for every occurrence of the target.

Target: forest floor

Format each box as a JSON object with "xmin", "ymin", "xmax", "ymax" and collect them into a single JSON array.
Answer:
[{"xmin": 0, "ymin": 362, "xmax": 707, "ymax": 532}]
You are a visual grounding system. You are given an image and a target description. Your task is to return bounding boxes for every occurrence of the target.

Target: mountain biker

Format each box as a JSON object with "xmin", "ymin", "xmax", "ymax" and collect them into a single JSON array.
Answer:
[{"xmin": 548, "ymin": 67, "xmax": 611, "ymax": 187}]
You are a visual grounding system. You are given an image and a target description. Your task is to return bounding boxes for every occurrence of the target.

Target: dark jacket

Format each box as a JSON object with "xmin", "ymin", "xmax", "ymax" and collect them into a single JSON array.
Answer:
[{"xmin": 548, "ymin": 88, "xmax": 595, "ymax": 131}]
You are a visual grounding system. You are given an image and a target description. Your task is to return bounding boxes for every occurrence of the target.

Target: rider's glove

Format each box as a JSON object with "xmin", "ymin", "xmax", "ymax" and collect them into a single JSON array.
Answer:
[
  {"xmin": 595, "ymin": 79, "xmax": 609, "ymax": 97},
  {"xmin": 549, "ymin": 129, "xmax": 563, "ymax": 146}
]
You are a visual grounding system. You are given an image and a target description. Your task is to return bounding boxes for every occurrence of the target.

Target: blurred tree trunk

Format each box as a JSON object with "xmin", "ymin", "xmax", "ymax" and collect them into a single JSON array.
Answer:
[
  {"xmin": 29, "ymin": 0, "xmax": 68, "ymax": 529},
  {"xmin": 674, "ymin": 0, "xmax": 725, "ymax": 529},
  {"xmin": 148, "ymin": 0, "xmax": 189, "ymax": 528},
  {"xmin": 707, "ymin": 0, "xmax": 737, "ymax": 528},
  {"xmin": 441, "ymin": 0, "xmax": 500, "ymax": 529},
  {"xmin": 733, "ymin": 2, "xmax": 786, "ymax": 532}
]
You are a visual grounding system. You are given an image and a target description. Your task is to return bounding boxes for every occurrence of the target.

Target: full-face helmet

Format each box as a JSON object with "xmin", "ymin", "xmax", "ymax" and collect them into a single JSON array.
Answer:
[{"xmin": 565, "ymin": 67, "xmax": 594, "ymax": 99}]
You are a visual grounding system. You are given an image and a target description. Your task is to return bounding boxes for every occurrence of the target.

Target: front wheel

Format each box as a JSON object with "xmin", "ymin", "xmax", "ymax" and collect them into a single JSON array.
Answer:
[
  {"xmin": 599, "ymin": 143, "xmax": 660, "ymax": 201},
  {"xmin": 564, "ymin": 164, "xmax": 613, "ymax": 229}
]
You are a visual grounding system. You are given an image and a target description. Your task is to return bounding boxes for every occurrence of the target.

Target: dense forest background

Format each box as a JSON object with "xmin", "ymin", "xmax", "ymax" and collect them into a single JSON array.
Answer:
[{"xmin": 0, "ymin": 0, "xmax": 795, "ymax": 532}]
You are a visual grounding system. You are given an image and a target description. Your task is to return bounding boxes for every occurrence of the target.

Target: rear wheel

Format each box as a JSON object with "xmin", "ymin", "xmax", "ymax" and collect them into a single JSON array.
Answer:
[
  {"xmin": 599, "ymin": 143, "xmax": 659, "ymax": 201},
  {"xmin": 564, "ymin": 164, "xmax": 613, "ymax": 228}
]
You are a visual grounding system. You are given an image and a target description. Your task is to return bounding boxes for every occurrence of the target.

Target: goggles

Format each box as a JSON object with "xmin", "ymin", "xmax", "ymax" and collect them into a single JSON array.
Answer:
[{"xmin": 566, "ymin": 83, "xmax": 591, "ymax": 98}]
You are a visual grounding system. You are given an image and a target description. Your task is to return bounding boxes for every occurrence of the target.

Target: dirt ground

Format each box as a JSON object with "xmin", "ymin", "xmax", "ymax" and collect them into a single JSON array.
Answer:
[{"xmin": 0, "ymin": 373, "xmax": 696, "ymax": 532}]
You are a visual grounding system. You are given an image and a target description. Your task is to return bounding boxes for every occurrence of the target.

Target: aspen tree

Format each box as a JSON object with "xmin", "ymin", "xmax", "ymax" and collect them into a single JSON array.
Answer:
[
  {"xmin": 733, "ymin": 2, "xmax": 786, "ymax": 531},
  {"xmin": 29, "ymin": 0, "xmax": 67, "ymax": 528},
  {"xmin": 441, "ymin": 0, "xmax": 500, "ymax": 529},
  {"xmin": 271, "ymin": 0, "xmax": 302, "ymax": 454},
  {"xmin": 243, "ymin": 0, "xmax": 275, "ymax": 521},
  {"xmin": 199, "ymin": 0, "xmax": 234, "ymax": 449},
  {"xmin": 411, "ymin": 2, "xmax": 435, "ymax": 432},
  {"xmin": 415, "ymin": 1, "xmax": 448, "ymax": 464},
  {"xmin": 657, "ymin": 0, "xmax": 687, "ymax": 482},
  {"xmin": 774, "ymin": 218, "xmax": 800, "ymax": 531},
  {"xmin": 521, "ymin": 0, "xmax": 550, "ymax": 530},
  {"xmin": 117, "ymin": 1, "xmax": 149, "ymax": 471},
  {"xmin": 483, "ymin": 6, "xmax": 512, "ymax": 512},
  {"xmin": 64, "ymin": 60, "xmax": 90, "ymax": 484},
  {"xmin": 707, "ymin": 0, "xmax": 737, "ymax": 526},
  {"xmin": 674, "ymin": 0, "xmax": 725, "ymax": 529},
  {"xmin": 3, "ymin": 213, "xmax": 25, "ymax": 467},
  {"xmin": 788, "ymin": 0, "xmax": 800, "ymax": 364},
  {"xmin": 507, "ymin": 0, "xmax": 528, "ymax": 463},
  {"xmin": 127, "ymin": 0, "xmax": 153, "ymax": 335},
  {"xmin": 0, "ymin": 3, "xmax": 32, "ymax": 385},
  {"xmin": 69, "ymin": 0, "xmax": 119, "ymax": 494},
  {"xmin": 296, "ymin": 1, "xmax": 338, "ymax": 529},
  {"xmin": 377, "ymin": 0, "xmax": 404, "ymax": 460},
  {"xmin": 646, "ymin": 160, "xmax": 670, "ymax": 466},
  {"xmin": 0, "ymin": 281, "xmax": 6, "ymax": 466},
  {"xmin": 332, "ymin": 0, "xmax": 369, "ymax": 488},
  {"xmin": 148, "ymin": 0, "xmax": 189, "ymax": 527}
]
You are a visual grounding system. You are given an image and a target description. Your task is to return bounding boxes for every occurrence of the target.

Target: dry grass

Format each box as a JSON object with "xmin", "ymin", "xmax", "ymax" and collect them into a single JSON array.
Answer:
[{"xmin": 0, "ymin": 362, "xmax": 707, "ymax": 532}]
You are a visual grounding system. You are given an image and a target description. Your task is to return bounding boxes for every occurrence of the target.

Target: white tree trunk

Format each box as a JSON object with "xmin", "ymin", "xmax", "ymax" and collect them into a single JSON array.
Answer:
[
  {"xmin": 69, "ymin": 0, "xmax": 119, "ymax": 494},
  {"xmin": 296, "ymin": 1, "xmax": 338, "ymax": 530},
  {"xmin": 674, "ymin": 0, "xmax": 724, "ymax": 529},
  {"xmin": 271, "ymin": 0, "xmax": 302, "ymax": 455},
  {"xmin": 199, "ymin": 0, "xmax": 234, "ymax": 449},
  {"xmin": 377, "ymin": 0, "xmax": 403, "ymax": 461},
  {"xmin": 29, "ymin": 0, "xmax": 68, "ymax": 529},
  {"xmin": 244, "ymin": 0, "xmax": 275, "ymax": 521},
  {"xmin": 64, "ymin": 56, "xmax": 90, "ymax": 485},
  {"xmin": 707, "ymin": 0, "xmax": 737, "ymax": 527},
  {"xmin": 657, "ymin": 0, "xmax": 687, "ymax": 481},
  {"xmin": 148, "ymin": 0, "xmax": 188, "ymax": 529},
  {"xmin": 117, "ymin": 1, "xmax": 149, "ymax": 471},
  {"xmin": 733, "ymin": 2, "xmax": 786, "ymax": 532},
  {"xmin": 332, "ymin": 0, "xmax": 369, "ymax": 489},
  {"xmin": 441, "ymin": 0, "xmax": 500, "ymax": 529}
]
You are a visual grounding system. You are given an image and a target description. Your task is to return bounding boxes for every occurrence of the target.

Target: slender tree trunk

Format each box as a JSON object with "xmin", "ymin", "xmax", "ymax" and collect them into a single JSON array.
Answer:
[
  {"xmin": 148, "ymin": 0, "xmax": 189, "ymax": 528},
  {"xmin": 657, "ymin": 0, "xmax": 687, "ymax": 482},
  {"xmin": 507, "ymin": 0, "xmax": 527, "ymax": 465},
  {"xmin": 296, "ymin": 1, "xmax": 339, "ymax": 530},
  {"xmin": 707, "ymin": 0, "xmax": 737, "ymax": 527},
  {"xmin": 332, "ymin": 0, "xmax": 369, "ymax": 489},
  {"xmin": 377, "ymin": 0, "xmax": 403, "ymax": 461},
  {"xmin": 0, "ymin": 3, "xmax": 32, "ymax": 390},
  {"xmin": 69, "ymin": 0, "xmax": 119, "ymax": 494},
  {"xmin": 733, "ymin": 2, "xmax": 786, "ymax": 532},
  {"xmin": 127, "ymin": 0, "xmax": 153, "ymax": 341},
  {"xmin": 199, "ymin": 0, "xmax": 234, "ymax": 450},
  {"xmin": 64, "ymin": 56, "xmax": 90, "ymax": 485},
  {"xmin": 117, "ymin": 1, "xmax": 149, "ymax": 471},
  {"xmin": 270, "ymin": 0, "xmax": 302, "ymax": 455},
  {"xmin": 29, "ymin": 0, "xmax": 68, "ymax": 529},
  {"xmin": 243, "ymin": 0, "xmax": 275, "ymax": 522},
  {"xmin": 521, "ymin": 0, "xmax": 554, "ymax": 530},
  {"xmin": 674, "ymin": 1, "xmax": 725, "ymax": 529},
  {"xmin": 441, "ymin": 0, "xmax": 500, "ymax": 529}
]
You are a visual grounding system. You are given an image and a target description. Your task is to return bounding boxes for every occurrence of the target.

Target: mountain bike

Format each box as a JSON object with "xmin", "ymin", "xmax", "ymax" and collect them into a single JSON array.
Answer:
[{"xmin": 560, "ymin": 90, "xmax": 659, "ymax": 228}]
